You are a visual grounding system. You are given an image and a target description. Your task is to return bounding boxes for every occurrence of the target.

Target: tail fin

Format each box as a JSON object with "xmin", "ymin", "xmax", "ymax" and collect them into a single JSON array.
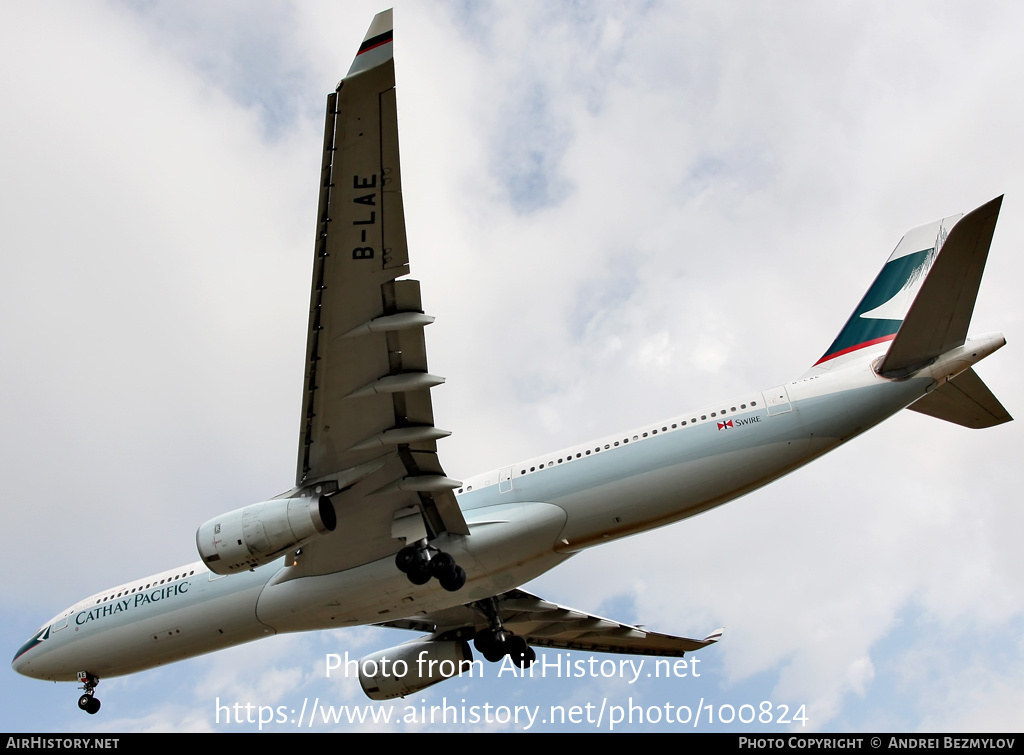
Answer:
[
  {"xmin": 814, "ymin": 197, "xmax": 1002, "ymax": 371},
  {"xmin": 878, "ymin": 196, "xmax": 1001, "ymax": 376}
]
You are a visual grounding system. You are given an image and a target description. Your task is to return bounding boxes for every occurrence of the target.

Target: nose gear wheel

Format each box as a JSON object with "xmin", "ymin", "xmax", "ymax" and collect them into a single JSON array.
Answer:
[{"xmin": 76, "ymin": 672, "xmax": 101, "ymax": 714}]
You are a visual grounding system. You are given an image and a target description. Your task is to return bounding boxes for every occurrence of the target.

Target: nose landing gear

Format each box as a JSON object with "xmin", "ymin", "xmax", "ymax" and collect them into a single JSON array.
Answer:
[{"xmin": 76, "ymin": 671, "xmax": 100, "ymax": 714}]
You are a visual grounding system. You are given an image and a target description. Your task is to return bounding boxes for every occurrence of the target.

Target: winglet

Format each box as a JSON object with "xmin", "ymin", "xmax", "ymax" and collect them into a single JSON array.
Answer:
[
  {"xmin": 345, "ymin": 9, "xmax": 394, "ymax": 80},
  {"xmin": 703, "ymin": 627, "xmax": 725, "ymax": 644}
]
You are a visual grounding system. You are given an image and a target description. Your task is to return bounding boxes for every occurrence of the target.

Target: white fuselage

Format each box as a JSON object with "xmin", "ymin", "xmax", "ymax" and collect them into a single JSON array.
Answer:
[{"xmin": 13, "ymin": 335, "xmax": 1002, "ymax": 683}]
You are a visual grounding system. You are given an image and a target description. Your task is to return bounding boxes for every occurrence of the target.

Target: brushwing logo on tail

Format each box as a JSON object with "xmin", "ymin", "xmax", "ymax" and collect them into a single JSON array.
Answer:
[{"xmin": 815, "ymin": 217, "xmax": 956, "ymax": 365}]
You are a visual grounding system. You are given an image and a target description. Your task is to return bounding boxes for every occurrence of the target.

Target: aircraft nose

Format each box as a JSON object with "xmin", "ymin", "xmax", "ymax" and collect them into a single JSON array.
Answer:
[{"xmin": 12, "ymin": 627, "xmax": 48, "ymax": 678}]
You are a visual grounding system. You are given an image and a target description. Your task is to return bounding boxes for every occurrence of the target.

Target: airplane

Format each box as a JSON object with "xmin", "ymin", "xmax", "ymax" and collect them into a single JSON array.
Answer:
[{"xmin": 12, "ymin": 9, "xmax": 1012, "ymax": 716}]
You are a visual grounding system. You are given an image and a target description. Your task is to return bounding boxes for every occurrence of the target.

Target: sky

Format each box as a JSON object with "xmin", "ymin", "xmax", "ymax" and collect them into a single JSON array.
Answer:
[{"xmin": 2, "ymin": 0, "xmax": 1023, "ymax": 733}]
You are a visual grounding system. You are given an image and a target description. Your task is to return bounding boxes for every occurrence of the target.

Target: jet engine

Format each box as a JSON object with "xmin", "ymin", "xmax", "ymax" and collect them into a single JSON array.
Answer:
[
  {"xmin": 196, "ymin": 496, "xmax": 336, "ymax": 575},
  {"xmin": 358, "ymin": 640, "xmax": 474, "ymax": 700}
]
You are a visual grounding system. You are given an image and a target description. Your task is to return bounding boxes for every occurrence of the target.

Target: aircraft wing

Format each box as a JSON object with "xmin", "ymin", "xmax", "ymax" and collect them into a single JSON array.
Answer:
[
  {"xmin": 283, "ymin": 10, "xmax": 467, "ymax": 578},
  {"xmin": 379, "ymin": 588, "xmax": 724, "ymax": 656}
]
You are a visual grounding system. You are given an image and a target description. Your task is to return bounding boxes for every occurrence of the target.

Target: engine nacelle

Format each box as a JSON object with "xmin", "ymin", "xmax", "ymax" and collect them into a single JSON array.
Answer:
[
  {"xmin": 358, "ymin": 641, "xmax": 474, "ymax": 700},
  {"xmin": 196, "ymin": 496, "xmax": 336, "ymax": 575}
]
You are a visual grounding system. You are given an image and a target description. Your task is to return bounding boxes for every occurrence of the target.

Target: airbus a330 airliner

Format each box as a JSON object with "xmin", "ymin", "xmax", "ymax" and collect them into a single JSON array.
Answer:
[{"xmin": 13, "ymin": 11, "xmax": 1011, "ymax": 715}]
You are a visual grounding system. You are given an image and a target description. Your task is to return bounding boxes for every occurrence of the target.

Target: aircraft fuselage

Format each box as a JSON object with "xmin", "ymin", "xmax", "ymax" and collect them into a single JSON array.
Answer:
[{"xmin": 19, "ymin": 336, "xmax": 1002, "ymax": 684}]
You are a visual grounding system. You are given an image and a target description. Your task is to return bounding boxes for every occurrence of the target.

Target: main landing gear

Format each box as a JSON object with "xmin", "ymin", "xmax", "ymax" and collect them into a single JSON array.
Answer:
[
  {"xmin": 395, "ymin": 542, "xmax": 466, "ymax": 592},
  {"xmin": 472, "ymin": 597, "xmax": 536, "ymax": 667},
  {"xmin": 473, "ymin": 628, "xmax": 536, "ymax": 667},
  {"xmin": 76, "ymin": 671, "xmax": 100, "ymax": 714}
]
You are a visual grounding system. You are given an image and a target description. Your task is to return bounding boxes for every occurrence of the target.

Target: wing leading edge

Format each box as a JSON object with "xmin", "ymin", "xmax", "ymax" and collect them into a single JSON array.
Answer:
[{"xmin": 288, "ymin": 10, "xmax": 467, "ymax": 576}]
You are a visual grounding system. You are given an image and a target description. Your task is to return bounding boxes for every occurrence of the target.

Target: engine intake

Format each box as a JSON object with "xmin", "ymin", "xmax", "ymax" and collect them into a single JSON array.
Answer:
[{"xmin": 196, "ymin": 496, "xmax": 336, "ymax": 575}]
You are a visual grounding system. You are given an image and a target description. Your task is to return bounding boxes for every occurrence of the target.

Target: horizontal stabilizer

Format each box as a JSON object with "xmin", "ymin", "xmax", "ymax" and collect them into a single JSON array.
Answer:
[
  {"xmin": 908, "ymin": 367, "xmax": 1012, "ymax": 429},
  {"xmin": 880, "ymin": 197, "xmax": 1002, "ymax": 376}
]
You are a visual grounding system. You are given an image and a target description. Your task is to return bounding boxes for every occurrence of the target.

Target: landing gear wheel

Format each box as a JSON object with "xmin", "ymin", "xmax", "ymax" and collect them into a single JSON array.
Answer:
[
  {"xmin": 428, "ymin": 552, "xmax": 455, "ymax": 578},
  {"xmin": 439, "ymin": 565, "xmax": 466, "ymax": 592},
  {"xmin": 396, "ymin": 546, "xmax": 428, "ymax": 574},
  {"xmin": 407, "ymin": 564, "xmax": 432, "ymax": 585},
  {"xmin": 474, "ymin": 629, "xmax": 506, "ymax": 664},
  {"xmin": 505, "ymin": 635, "xmax": 533, "ymax": 667},
  {"xmin": 76, "ymin": 671, "xmax": 100, "ymax": 714},
  {"xmin": 397, "ymin": 543, "xmax": 466, "ymax": 591}
]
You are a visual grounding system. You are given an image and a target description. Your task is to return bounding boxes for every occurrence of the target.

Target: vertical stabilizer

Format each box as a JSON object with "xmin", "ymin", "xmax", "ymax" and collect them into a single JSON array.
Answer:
[
  {"xmin": 814, "ymin": 197, "xmax": 1003, "ymax": 373},
  {"xmin": 878, "ymin": 196, "xmax": 1002, "ymax": 376},
  {"xmin": 814, "ymin": 211, "xmax": 963, "ymax": 368}
]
